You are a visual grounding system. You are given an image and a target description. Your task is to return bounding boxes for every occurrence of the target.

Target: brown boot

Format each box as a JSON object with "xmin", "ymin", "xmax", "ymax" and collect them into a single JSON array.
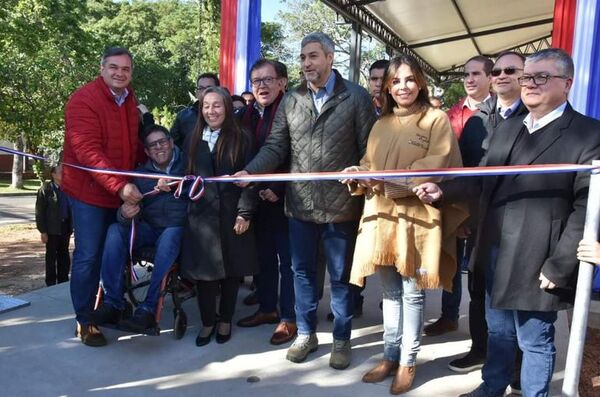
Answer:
[
  {"xmin": 390, "ymin": 365, "xmax": 416, "ymax": 395},
  {"xmin": 362, "ymin": 360, "xmax": 399, "ymax": 383}
]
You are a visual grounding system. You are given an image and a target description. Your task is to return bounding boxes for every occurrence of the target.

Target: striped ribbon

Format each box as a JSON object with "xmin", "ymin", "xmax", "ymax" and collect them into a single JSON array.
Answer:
[{"xmin": 1, "ymin": 146, "xmax": 599, "ymax": 187}]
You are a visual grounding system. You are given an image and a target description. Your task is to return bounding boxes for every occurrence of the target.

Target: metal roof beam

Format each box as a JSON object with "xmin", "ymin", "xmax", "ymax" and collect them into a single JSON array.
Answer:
[
  {"xmin": 321, "ymin": 0, "xmax": 440, "ymax": 80},
  {"xmin": 450, "ymin": 0, "xmax": 482, "ymax": 55},
  {"xmin": 410, "ymin": 18, "xmax": 554, "ymax": 49},
  {"xmin": 346, "ymin": 0, "xmax": 383, "ymax": 6}
]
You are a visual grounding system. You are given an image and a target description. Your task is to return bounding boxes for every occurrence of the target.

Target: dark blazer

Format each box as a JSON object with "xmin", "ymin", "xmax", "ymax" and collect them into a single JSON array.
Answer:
[
  {"xmin": 444, "ymin": 104, "xmax": 600, "ymax": 311},
  {"xmin": 180, "ymin": 130, "xmax": 259, "ymax": 281},
  {"xmin": 35, "ymin": 182, "xmax": 72, "ymax": 236}
]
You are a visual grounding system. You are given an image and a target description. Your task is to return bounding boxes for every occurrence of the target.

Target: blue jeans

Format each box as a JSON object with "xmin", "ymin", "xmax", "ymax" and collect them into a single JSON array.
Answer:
[
  {"xmin": 101, "ymin": 221, "xmax": 183, "ymax": 315},
  {"xmin": 482, "ymin": 247, "xmax": 557, "ymax": 397},
  {"xmin": 440, "ymin": 238, "xmax": 467, "ymax": 321},
  {"xmin": 68, "ymin": 196, "xmax": 116, "ymax": 325},
  {"xmin": 288, "ymin": 218, "xmax": 357, "ymax": 340},
  {"xmin": 255, "ymin": 208, "xmax": 295, "ymax": 321},
  {"xmin": 379, "ymin": 266, "xmax": 425, "ymax": 366}
]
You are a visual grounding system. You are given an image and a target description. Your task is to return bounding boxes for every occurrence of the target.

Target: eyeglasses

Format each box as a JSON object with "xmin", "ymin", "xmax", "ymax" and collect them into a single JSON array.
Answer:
[
  {"xmin": 196, "ymin": 85, "xmax": 212, "ymax": 91},
  {"xmin": 490, "ymin": 67, "xmax": 523, "ymax": 77},
  {"xmin": 250, "ymin": 76, "xmax": 277, "ymax": 87},
  {"xmin": 517, "ymin": 74, "xmax": 569, "ymax": 87},
  {"xmin": 146, "ymin": 137, "xmax": 170, "ymax": 149}
]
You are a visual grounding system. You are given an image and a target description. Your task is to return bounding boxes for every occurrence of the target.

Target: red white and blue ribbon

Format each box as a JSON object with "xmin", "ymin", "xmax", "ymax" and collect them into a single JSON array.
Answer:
[{"xmin": 1, "ymin": 146, "xmax": 599, "ymax": 187}]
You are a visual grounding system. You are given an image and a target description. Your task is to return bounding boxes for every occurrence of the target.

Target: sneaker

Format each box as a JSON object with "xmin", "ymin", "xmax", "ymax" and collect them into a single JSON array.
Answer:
[
  {"xmin": 329, "ymin": 339, "xmax": 351, "ymax": 369},
  {"xmin": 90, "ymin": 303, "xmax": 122, "ymax": 326},
  {"xmin": 119, "ymin": 310, "xmax": 156, "ymax": 333},
  {"xmin": 286, "ymin": 333, "xmax": 318, "ymax": 363},
  {"xmin": 459, "ymin": 383, "xmax": 504, "ymax": 397},
  {"xmin": 448, "ymin": 350, "xmax": 485, "ymax": 373},
  {"xmin": 424, "ymin": 317, "xmax": 458, "ymax": 336}
]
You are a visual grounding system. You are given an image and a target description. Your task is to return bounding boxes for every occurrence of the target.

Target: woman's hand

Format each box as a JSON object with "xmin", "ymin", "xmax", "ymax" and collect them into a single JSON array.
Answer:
[
  {"xmin": 155, "ymin": 178, "xmax": 173, "ymax": 192},
  {"xmin": 233, "ymin": 216, "xmax": 250, "ymax": 235},
  {"xmin": 340, "ymin": 166, "xmax": 360, "ymax": 185}
]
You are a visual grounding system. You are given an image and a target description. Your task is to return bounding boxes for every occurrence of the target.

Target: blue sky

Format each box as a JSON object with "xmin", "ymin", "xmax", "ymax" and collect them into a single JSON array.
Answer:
[{"xmin": 261, "ymin": 0, "xmax": 284, "ymax": 22}]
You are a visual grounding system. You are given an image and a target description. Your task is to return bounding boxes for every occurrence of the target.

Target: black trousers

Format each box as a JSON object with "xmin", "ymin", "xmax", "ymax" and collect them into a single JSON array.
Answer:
[
  {"xmin": 196, "ymin": 277, "xmax": 240, "ymax": 327},
  {"xmin": 45, "ymin": 223, "xmax": 71, "ymax": 286}
]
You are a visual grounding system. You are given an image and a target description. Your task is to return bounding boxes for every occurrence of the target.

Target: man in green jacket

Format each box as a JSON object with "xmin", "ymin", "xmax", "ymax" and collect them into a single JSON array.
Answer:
[{"xmin": 235, "ymin": 32, "xmax": 376, "ymax": 370}]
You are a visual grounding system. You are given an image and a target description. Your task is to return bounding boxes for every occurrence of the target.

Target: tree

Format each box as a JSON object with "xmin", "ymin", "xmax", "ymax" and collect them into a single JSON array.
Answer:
[
  {"xmin": 0, "ymin": 0, "xmax": 97, "ymax": 187},
  {"xmin": 276, "ymin": 0, "xmax": 386, "ymax": 87}
]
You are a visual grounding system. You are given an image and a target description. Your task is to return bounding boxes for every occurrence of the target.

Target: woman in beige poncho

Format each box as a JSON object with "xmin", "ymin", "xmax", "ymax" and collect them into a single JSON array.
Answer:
[{"xmin": 342, "ymin": 55, "xmax": 467, "ymax": 395}]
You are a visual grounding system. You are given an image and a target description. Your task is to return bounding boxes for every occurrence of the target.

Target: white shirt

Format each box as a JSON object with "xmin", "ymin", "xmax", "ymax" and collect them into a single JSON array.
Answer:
[
  {"xmin": 202, "ymin": 125, "xmax": 220, "ymax": 151},
  {"xmin": 497, "ymin": 99, "xmax": 521, "ymax": 120},
  {"xmin": 523, "ymin": 102, "xmax": 567, "ymax": 134}
]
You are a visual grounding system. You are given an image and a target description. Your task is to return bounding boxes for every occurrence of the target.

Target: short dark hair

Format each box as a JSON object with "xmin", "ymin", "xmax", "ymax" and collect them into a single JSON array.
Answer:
[
  {"xmin": 241, "ymin": 91, "xmax": 253, "ymax": 97},
  {"xmin": 465, "ymin": 55, "xmax": 494, "ymax": 75},
  {"xmin": 231, "ymin": 95, "xmax": 245, "ymax": 104},
  {"xmin": 249, "ymin": 59, "xmax": 288, "ymax": 79},
  {"xmin": 143, "ymin": 125, "xmax": 171, "ymax": 145},
  {"xmin": 369, "ymin": 59, "xmax": 389, "ymax": 73},
  {"xmin": 196, "ymin": 72, "xmax": 220, "ymax": 88},
  {"xmin": 495, "ymin": 51, "xmax": 526, "ymax": 64},
  {"xmin": 101, "ymin": 47, "xmax": 133, "ymax": 66}
]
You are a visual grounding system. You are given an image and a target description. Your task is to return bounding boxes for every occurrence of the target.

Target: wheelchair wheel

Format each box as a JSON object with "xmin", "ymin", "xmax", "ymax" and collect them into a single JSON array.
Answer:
[
  {"xmin": 173, "ymin": 309, "xmax": 187, "ymax": 340},
  {"xmin": 126, "ymin": 260, "xmax": 154, "ymax": 307}
]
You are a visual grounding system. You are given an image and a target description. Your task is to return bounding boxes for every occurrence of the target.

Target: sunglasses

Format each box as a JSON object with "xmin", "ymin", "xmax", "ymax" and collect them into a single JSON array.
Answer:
[{"xmin": 490, "ymin": 67, "xmax": 523, "ymax": 77}]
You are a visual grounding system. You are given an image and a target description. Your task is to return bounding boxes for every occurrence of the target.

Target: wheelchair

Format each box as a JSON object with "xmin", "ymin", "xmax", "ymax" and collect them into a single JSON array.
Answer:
[{"xmin": 95, "ymin": 246, "xmax": 195, "ymax": 339}]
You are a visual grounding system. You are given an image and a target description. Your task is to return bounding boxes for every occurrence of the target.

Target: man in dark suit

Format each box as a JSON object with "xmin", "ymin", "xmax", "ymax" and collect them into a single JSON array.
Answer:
[{"xmin": 414, "ymin": 48, "xmax": 600, "ymax": 397}]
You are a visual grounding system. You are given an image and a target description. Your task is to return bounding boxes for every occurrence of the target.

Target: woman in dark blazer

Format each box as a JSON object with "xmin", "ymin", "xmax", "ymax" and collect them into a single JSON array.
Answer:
[{"xmin": 181, "ymin": 86, "xmax": 259, "ymax": 346}]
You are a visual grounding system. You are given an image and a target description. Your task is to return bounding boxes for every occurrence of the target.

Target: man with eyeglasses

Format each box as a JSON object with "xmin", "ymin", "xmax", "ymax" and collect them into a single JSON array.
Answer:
[
  {"xmin": 235, "ymin": 59, "xmax": 298, "ymax": 345},
  {"xmin": 447, "ymin": 56, "xmax": 493, "ymax": 139},
  {"xmin": 234, "ymin": 32, "xmax": 376, "ymax": 370},
  {"xmin": 414, "ymin": 48, "xmax": 600, "ymax": 397},
  {"xmin": 442, "ymin": 52, "xmax": 528, "ymax": 394},
  {"xmin": 368, "ymin": 59, "xmax": 389, "ymax": 116},
  {"xmin": 91, "ymin": 125, "xmax": 187, "ymax": 338},
  {"xmin": 171, "ymin": 72, "xmax": 220, "ymax": 147}
]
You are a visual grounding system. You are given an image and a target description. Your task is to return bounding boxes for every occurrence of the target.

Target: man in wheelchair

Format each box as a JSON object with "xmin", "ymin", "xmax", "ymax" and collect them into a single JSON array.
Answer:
[{"xmin": 91, "ymin": 125, "xmax": 187, "ymax": 335}]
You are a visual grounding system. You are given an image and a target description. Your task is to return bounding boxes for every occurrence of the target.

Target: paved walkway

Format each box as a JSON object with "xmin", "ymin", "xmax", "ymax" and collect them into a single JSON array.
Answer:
[
  {"xmin": 0, "ymin": 195, "xmax": 35, "ymax": 226},
  {"xmin": 0, "ymin": 274, "xmax": 568, "ymax": 397}
]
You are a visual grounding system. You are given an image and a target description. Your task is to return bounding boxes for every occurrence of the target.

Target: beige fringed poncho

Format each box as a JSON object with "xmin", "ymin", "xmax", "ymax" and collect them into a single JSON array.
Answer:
[{"xmin": 349, "ymin": 105, "xmax": 468, "ymax": 291}]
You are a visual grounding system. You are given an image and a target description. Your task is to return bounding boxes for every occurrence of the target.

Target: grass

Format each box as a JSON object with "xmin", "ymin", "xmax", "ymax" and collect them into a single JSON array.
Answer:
[{"xmin": 0, "ymin": 178, "xmax": 41, "ymax": 194}]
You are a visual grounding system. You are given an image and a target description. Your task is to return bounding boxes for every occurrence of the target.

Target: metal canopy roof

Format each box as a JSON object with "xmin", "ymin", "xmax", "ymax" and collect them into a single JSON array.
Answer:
[{"xmin": 322, "ymin": 0, "xmax": 555, "ymax": 81}]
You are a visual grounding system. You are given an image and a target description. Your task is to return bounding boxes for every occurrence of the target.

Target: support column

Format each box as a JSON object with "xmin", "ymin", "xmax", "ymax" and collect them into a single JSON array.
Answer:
[{"xmin": 348, "ymin": 22, "xmax": 362, "ymax": 83}]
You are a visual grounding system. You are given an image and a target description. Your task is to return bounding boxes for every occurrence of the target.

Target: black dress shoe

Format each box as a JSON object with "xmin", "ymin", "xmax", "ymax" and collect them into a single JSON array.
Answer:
[
  {"xmin": 216, "ymin": 322, "xmax": 232, "ymax": 344},
  {"xmin": 120, "ymin": 311, "xmax": 156, "ymax": 333},
  {"xmin": 90, "ymin": 303, "xmax": 122, "ymax": 326},
  {"xmin": 195, "ymin": 326, "xmax": 215, "ymax": 347}
]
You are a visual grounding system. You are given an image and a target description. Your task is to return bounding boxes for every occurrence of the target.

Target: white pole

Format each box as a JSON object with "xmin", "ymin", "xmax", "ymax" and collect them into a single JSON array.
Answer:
[{"xmin": 562, "ymin": 160, "xmax": 600, "ymax": 396}]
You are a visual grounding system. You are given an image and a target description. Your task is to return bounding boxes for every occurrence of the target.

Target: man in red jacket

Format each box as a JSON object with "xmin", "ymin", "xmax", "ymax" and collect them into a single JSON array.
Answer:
[{"xmin": 62, "ymin": 47, "xmax": 143, "ymax": 346}]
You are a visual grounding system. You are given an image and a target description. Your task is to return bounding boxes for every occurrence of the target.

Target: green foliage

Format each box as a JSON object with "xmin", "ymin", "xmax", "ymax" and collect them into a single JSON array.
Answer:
[
  {"xmin": 0, "ymin": 0, "xmax": 97, "ymax": 152},
  {"xmin": 441, "ymin": 81, "xmax": 466, "ymax": 109},
  {"xmin": 276, "ymin": 0, "xmax": 387, "ymax": 87}
]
